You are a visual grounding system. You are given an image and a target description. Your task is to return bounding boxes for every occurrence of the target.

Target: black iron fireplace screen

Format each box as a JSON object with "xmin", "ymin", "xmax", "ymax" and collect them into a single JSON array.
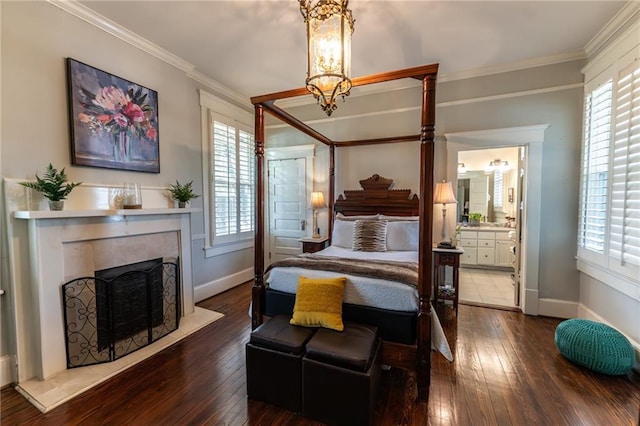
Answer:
[{"xmin": 62, "ymin": 258, "xmax": 180, "ymax": 368}]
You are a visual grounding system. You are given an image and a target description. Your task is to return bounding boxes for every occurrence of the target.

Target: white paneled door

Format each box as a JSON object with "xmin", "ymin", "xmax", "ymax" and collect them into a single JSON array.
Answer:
[{"xmin": 268, "ymin": 158, "xmax": 307, "ymax": 262}]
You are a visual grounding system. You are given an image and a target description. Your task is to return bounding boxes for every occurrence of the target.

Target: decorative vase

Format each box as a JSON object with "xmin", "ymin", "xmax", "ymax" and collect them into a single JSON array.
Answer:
[
  {"xmin": 113, "ymin": 131, "xmax": 131, "ymax": 162},
  {"xmin": 48, "ymin": 200, "xmax": 64, "ymax": 211},
  {"xmin": 178, "ymin": 201, "xmax": 186, "ymax": 208}
]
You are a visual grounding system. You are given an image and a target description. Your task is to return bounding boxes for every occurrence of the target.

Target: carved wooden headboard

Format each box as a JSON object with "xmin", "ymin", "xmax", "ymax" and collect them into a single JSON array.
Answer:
[{"xmin": 333, "ymin": 174, "xmax": 419, "ymax": 217}]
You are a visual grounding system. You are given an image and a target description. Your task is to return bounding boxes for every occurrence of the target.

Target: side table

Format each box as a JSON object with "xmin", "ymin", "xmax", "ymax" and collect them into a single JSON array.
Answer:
[
  {"xmin": 433, "ymin": 247, "xmax": 464, "ymax": 315},
  {"xmin": 300, "ymin": 237, "xmax": 329, "ymax": 254}
]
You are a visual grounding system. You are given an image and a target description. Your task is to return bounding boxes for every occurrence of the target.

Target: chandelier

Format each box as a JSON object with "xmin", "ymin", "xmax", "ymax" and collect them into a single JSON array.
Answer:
[{"xmin": 299, "ymin": 0, "xmax": 355, "ymax": 116}]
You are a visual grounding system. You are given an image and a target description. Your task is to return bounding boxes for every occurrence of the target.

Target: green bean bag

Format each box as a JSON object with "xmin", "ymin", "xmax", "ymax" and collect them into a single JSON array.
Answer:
[{"xmin": 555, "ymin": 319, "xmax": 634, "ymax": 375}]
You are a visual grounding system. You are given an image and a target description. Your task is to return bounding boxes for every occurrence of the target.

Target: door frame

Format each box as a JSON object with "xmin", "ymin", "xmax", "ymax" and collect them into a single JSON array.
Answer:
[
  {"xmin": 445, "ymin": 125, "xmax": 548, "ymax": 315},
  {"xmin": 265, "ymin": 144, "xmax": 316, "ymax": 267}
]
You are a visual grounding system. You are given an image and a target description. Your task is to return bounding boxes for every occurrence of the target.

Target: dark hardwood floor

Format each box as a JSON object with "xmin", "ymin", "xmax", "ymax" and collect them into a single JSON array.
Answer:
[{"xmin": 2, "ymin": 281, "xmax": 639, "ymax": 425}]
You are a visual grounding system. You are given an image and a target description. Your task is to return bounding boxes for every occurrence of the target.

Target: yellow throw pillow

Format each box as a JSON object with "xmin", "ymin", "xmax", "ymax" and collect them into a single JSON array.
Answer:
[{"xmin": 290, "ymin": 276, "xmax": 346, "ymax": 331}]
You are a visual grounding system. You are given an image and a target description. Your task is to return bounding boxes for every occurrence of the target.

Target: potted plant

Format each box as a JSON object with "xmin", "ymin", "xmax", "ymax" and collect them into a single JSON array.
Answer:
[
  {"xmin": 168, "ymin": 180, "xmax": 200, "ymax": 208},
  {"xmin": 20, "ymin": 163, "xmax": 82, "ymax": 211},
  {"xmin": 469, "ymin": 212, "xmax": 483, "ymax": 227}
]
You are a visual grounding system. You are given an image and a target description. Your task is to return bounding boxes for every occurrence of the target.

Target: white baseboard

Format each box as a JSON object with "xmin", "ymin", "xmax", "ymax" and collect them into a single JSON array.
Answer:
[
  {"xmin": 194, "ymin": 268, "xmax": 253, "ymax": 302},
  {"xmin": 537, "ymin": 298, "xmax": 579, "ymax": 319},
  {"xmin": 523, "ymin": 288, "xmax": 539, "ymax": 315},
  {"xmin": 1, "ymin": 355, "xmax": 14, "ymax": 387}
]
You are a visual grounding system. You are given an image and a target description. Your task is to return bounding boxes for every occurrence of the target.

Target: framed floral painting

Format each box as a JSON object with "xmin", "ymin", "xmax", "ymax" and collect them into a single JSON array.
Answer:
[{"xmin": 66, "ymin": 58, "xmax": 160, "ymax": 173}]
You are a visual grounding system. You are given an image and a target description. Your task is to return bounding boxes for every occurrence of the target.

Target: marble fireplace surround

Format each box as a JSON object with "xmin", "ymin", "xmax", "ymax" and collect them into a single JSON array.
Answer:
[{"xmin": 13, "ymin": 209, "xmax": 196, "ymax": 383}]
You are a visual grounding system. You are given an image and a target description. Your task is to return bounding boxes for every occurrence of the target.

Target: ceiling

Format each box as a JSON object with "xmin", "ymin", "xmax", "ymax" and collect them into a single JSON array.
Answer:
[{"xmin": 79, "ymin": 0, "xmax": 628, "ymax": 103}]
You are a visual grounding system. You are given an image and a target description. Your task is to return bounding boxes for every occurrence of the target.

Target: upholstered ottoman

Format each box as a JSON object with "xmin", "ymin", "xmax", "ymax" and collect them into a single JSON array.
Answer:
[
  {"xmin": 555, "ymin": 318, "xmax": 635, "ymax": 375},
  {"xmin": 302, "ymin": 323, "xmax": 381, "ymax": 426},
  {"xmin": 246, "ymin": 314, "xmax": 316, "ymax": 413}
]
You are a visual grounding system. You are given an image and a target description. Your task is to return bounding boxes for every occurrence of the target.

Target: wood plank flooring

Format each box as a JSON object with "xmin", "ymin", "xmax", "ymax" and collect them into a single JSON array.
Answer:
[{"xmin": 2, "ymin": 281, "xmax": 639, "ymax": 425}]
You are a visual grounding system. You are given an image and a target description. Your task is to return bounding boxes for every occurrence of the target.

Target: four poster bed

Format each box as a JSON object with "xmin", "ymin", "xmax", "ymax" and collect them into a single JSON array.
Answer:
[{"xmin": 250, "ymin": 63, "xmax": 439, "ymax": 401}]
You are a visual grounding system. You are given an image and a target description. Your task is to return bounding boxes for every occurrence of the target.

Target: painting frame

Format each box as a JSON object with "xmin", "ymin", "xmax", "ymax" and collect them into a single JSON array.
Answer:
[{"xmin": 66, "ymin": 58, "xmax": 160, "ymax": 173}]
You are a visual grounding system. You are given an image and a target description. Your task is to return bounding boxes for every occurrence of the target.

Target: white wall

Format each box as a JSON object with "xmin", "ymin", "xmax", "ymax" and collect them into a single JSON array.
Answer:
[{"xmin": 0, "ymin": 1, "xmax": 252, "ymax": 384}]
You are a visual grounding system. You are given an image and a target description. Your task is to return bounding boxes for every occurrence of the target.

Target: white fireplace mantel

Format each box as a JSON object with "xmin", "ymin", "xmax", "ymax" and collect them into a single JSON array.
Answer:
[
  {"xmin": 13, "ymin": 208, "xmax": 197, "ymax": 382},
  {"xmin": 14, "ymin": 207, "xmax": 198, "ymax": 219}
]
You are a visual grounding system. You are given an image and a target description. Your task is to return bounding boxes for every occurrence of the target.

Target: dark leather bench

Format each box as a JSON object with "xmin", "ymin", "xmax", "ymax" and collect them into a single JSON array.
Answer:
[
  {"xmin": 302, "ymin": 323, "xmax": 381, "ymax": 426},
  {"xmin": 245, "ymin": 315, "xmax": 315, "ymax": 413}
]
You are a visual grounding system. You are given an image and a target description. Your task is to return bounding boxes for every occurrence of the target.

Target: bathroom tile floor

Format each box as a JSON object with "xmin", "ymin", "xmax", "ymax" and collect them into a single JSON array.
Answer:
[{"xmin": 459, "ymin": 268, "xmax": 517, "ymax": 308}]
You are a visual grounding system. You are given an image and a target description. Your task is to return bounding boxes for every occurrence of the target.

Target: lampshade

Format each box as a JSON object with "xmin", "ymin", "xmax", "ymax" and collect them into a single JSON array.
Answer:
[
  {"xmin": 433, "ymin": 181, "xmax": 457, "ymax": 205},
  {"xmin": 299, "ymin": 0, "xmax": 355, "ymax": 116},
  {"xmin": 310, "ymin": 191, "xmax": 327, "ymax": 209}
]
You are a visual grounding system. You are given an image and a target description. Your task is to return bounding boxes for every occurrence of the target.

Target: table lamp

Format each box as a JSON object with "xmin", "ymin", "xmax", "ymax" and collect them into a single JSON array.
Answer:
[
  {"xmin": 433, "ymin": 181, "xmax": 457, "ymax": 248},
  {"xmin": 310, "ymin": 191, "xmax": 326, "ymax": 238}
]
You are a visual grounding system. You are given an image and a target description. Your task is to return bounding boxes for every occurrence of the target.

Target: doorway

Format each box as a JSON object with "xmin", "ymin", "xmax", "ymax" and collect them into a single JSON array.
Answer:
[
  {"xmin": 445, "ymin": 124, "xmax": 548, "ymax": 316},
  {"xmin": 456, "ymin": 146, "xmax": 522, "ymax": 309}
]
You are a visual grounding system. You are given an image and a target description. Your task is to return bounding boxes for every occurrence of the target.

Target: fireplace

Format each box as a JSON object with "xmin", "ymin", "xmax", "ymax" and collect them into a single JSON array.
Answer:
[
  {"xmin": 12, "ymin": 208, "xmax": 196, "ymax": 381},
  {"xmin": 63, "ymin": 258, "xmax": 180, "ymax": 368}
]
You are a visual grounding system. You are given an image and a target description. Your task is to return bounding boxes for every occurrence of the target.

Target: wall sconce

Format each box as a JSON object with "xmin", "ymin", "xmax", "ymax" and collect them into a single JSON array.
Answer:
[
  {"xmin": 310, "ymin": 191, "xmax": 326, "ymax": 238},
  {"xmin": 433, "ymin": 181, "xmax": 457, "ymax": 248}
]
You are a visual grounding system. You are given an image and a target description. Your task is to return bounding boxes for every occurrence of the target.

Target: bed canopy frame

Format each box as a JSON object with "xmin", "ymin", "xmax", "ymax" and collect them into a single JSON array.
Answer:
[{"xmin": 250, "ymin": 63, "xmax": 439, "ymax": 401}]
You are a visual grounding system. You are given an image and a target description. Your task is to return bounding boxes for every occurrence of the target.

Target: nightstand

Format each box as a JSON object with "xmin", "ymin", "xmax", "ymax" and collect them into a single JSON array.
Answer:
[
  {"xmin": 300, "ymin": 237, "xmax": 329, "ymax": 254},
  {"xmin": 433, "ymin": 246, "xmax": 464, "ymax": 315}
]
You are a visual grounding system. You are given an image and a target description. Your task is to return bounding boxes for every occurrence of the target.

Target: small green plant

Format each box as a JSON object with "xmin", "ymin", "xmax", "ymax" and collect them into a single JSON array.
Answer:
[
  {"xmin": 469, "ymin": 212, "xmax": 483, "ymax": 222},
  {"xmin": 168, "ymin": 180, "xmax": 200, "ymax": 203},
  {"xmin": 20, "ymin": 163, "xmax": 82, "ymax": 201}
]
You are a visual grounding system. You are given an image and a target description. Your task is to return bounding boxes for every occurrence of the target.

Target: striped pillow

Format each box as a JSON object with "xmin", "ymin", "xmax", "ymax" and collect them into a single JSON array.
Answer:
[{"xmin": 352, "ymin": 220, "xmax": 388, "ymax": 252}]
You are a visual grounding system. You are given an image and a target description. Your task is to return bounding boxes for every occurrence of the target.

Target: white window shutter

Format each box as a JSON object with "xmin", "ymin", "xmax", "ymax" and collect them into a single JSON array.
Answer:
[
  {"xmin": 213, "ymin": 121, "xmax": 238, "ymax": 238},
  {"xmin": 579, "ymin": 80, "xmax": 613, "ymax": 254},
  {"xmin": 609, "ymin": 63, "xmax": 640, "ymax": 271}
]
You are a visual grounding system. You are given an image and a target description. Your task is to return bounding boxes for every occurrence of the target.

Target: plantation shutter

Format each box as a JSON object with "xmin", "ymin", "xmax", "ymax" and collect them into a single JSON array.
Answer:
[
  {"xmin": 213, "ymin": 121, "xmax": 237, "ymax": 237},
  {"xmin": 578, "ymin": 80, "xmax": 613, "ymax": 254},
  {"xmin": 609, "ymin": 63, "xmax": 640, "ymax": 270},
  {"xmin": 238, "ymin": 130, "xmax": 255, "ymax": 234}
]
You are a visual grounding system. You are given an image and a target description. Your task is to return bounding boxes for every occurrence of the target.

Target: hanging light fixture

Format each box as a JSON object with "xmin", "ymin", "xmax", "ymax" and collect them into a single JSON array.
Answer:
[{"xmin": 299, "ymin": 0, "xmax": 355, "ymax": 116}]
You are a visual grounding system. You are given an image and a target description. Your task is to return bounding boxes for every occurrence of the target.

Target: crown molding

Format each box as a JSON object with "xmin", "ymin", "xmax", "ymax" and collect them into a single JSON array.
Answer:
[
  {"xmin": 190, "ymin": 70, "xmax": 251, "ymax": 109},
  {"xmin": 584, "ymin": 0, "xmax": 640, "ymax": 58},
  {"xmin": 47, "ymin": 0, "xmax": 194, "ymax": 72},
  {"xmin": 47, "ymin": 0, "xmax": 251, "ymax": 108}
]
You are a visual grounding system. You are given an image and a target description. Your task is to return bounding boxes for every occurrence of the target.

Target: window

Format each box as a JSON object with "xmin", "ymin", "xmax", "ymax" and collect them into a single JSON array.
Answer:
[
  {"xmin": 578, "ymin": 58, "xmax": 640, "ymax": 282},
  {"xmin": 579, "ymin": 80, "xmax": 612, "ymax": 255},
  {"xmin": 211, "ymin": 116, "xmax": 255, "ymax": 245},
  {"xmin": 493, "ymin": 170, "xmax": 504, "ymax": 209},
  {"xmin": 199, "ymin": 90, "xmax": 255, "ymax": 256}
]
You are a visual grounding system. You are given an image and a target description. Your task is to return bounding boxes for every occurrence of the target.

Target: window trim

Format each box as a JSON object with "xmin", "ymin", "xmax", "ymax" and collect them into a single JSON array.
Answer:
[{"xmin": 199, "ymin": 90, "xmax": 254, "ymax": 257}]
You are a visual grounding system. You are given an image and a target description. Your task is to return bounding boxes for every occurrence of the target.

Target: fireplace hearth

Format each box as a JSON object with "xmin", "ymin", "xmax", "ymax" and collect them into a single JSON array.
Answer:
[{"xmin": 62, "ymin": 258, "xmax": 180, "ymax": 368}]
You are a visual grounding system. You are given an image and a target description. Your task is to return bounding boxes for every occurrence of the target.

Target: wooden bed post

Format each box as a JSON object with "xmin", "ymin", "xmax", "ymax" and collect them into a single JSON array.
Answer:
[
  {"xmin": 416, "ymin": 73, "xmax": 437, "ymax": 401},
  {"xmin": 328, "ymin": 143, "xmax": 336, "ymax": 242},
  {"xmin": 252, "ymin": 104, "xmax": 265, "ymax": 330}
]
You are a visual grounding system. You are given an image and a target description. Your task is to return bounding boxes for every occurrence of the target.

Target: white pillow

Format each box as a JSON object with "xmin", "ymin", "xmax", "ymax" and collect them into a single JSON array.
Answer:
[
  {"xmin": 386, "ymin": 221, "xmax": 419, "ymax": 251},
  {"xmin": 379, "ymin": 214, "xmax": 419, "ymax": 221},
  {"xmin": 331, "ymin": 220, "xmax": 355, "ymax": 248}
]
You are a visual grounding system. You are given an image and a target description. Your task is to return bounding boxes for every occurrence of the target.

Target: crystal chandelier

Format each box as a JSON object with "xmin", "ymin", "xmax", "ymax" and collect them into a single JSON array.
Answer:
[{"xmin": 299, "ymin": 0, "xmax": 355, "ymax": 116}]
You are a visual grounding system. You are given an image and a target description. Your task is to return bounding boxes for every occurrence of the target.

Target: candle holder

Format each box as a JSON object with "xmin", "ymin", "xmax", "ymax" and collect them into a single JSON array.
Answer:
[{"xmin": 123, "ymin": 183, "xmax": 142, "ymax": 209}]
